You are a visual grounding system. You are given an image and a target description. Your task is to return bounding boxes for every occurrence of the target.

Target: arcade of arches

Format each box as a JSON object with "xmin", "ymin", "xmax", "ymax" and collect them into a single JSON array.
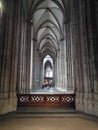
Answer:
[{"xmin": 0, "ymin": 0, "xmax": 98, "ymax": 117}]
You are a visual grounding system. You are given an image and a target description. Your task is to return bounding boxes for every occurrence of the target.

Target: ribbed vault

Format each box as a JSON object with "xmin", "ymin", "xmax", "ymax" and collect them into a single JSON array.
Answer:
[
  {"xmin": 22, "ymin": 0, "xmax": 72, "ymax": 92},
  {"xmin": 29, "ymin": 0, "xmax": 66, "ymax": 58}
]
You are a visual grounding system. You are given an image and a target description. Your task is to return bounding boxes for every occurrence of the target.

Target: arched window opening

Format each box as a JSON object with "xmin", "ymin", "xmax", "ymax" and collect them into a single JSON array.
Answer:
[
  {"xmin": 45, "ymin": 60, "xmax": 53, "ymax": 78},
  {"xmin": 42, "ymin": 55, "xmax": 54, "ymax": 88}
]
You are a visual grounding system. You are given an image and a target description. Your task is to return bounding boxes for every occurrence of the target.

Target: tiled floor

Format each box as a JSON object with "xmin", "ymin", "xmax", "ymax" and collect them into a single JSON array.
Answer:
[{"xmin": 0, "ymin": 111, "xmax": 98, "ymax": 130}]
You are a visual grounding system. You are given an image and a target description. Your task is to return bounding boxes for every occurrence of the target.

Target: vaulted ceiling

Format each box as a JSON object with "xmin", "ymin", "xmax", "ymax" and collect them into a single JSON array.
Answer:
[{"xmin": 23, "ymin": 0, "xmax": 70, "ymax": 59}]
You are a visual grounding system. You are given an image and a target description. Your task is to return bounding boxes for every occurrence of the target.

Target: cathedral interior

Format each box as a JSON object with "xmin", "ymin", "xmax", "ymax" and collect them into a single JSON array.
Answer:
[{"xmin": 0, "ymin": 0, "xmax": 98, "ymax": 120}]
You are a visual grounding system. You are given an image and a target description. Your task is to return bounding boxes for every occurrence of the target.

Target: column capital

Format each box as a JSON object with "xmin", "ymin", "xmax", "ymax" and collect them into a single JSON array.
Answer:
[
  {"xmin": 26, "ymin": 18, "xmax": 33, "ymax": 25},
  {"xmin": 32, "ymin": 38, "xmax": 37, "ymax": 41},
  {"xmin": 60, "ymin": 38, "xmax": 64, "ymax": 41}
]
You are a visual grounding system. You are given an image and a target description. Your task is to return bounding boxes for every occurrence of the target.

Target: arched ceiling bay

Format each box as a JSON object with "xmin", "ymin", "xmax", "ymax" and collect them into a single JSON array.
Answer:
[{"xmin": 27, "ymin": 0, "xmax": 68, "ymax": 58}]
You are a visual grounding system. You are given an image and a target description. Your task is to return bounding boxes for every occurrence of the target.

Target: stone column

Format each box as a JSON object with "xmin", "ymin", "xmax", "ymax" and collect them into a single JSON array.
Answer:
[
  {"xmin": 93, "ymin": 0, "xmax": 98, "ymax": 117},
  {"xmin": 18, "ymin": 18, "xmax": 32, "ymax": 94},
  {"xmin": 71, "ymin": 0, "xmax": 98, "ymax": 115},
  {"xmin": 38, "ymin": 55, "xmax": 42, "ymax": 89},
  {"xmin": 84, "ymin": 0, "xmax": 98, "ymax": 116},
  {"xmin": 54, "ymin": 58, "xmax": 57, "ymax": 87},
  {"xmin": 0, "ymin": 0, "xmax": 6, "ymax": 94},
  {"xmin": 60, "ymin": 39, "xmax": 65, "ymax": 91},
  {"xmin": 25, "ymin": 21, "xmax": 32, "ymax": 92},
  {"xmin": 33, "ymin": 39, "xmax": 41, "ymax": 90},
  {"xmin": 40, "ymin": 61, "xmax": 44, "ymax": 87},
  {"xmin": 53, "ymin": 61, "xmax": 55, "ymax": 87},
  {"xmin": 71, "ymin": 0, "xmax": 84, "ymax": 111},
  {"xmin": 0, "ymin": 0, "xmax": 21, "ymax": 114},
  {"xmin": 30, "ymin": 25, "xmax": 33, "ymax": 90},
  {"xmin": 78, "ymin": 0, "xmax": 92, "ymax": 114},
  {"xmin": 65, "ymin": 21, "xmax": 74, "ymax": 93},
  {"xmin": 17, "ymin": 2, "xmax": 27, "ymax": 93},
  {"xmin": 56, "ymin": 49, "xmax": 60, "ymax": 89},
  {"xmin": 63, "ymin": 23, "xmax": 69, "ymax": 92},
  {"xmin": 60, "ymin": 39, "xmax": 67, "ymax": 91},
  {"xmin": 59, "ymin": 42, "xmax": 62, "ymax": 89}
]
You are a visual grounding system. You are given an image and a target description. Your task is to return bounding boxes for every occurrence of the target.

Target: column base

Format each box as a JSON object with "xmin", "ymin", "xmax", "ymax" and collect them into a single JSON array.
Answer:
[
  {"xmin": 94, "ymin": 101, "xmax": 98, "ymax": 116},
  {"xmin": 75, "ymin": 92, "xmax": 95, "ymax": 116},
  {"xmin": 0, "ymin": 97, "xmax": 17, "ymax": 115}
]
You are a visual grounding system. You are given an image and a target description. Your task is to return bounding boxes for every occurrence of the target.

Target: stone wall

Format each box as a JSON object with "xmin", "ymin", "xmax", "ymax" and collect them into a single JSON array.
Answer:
[
  {"xmin": 71, "ymin": 0, "xmax": 98, "ymax": 116},
  {"xmin": 0, "ymin": 0, "xmax": 26, "ymax": 115}
]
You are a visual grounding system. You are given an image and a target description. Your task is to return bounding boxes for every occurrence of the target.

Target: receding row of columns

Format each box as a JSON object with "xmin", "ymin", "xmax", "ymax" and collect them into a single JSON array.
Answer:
[{"xmin": 0, "ymin": 0, "xmax": 98, "ymax": 117}]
